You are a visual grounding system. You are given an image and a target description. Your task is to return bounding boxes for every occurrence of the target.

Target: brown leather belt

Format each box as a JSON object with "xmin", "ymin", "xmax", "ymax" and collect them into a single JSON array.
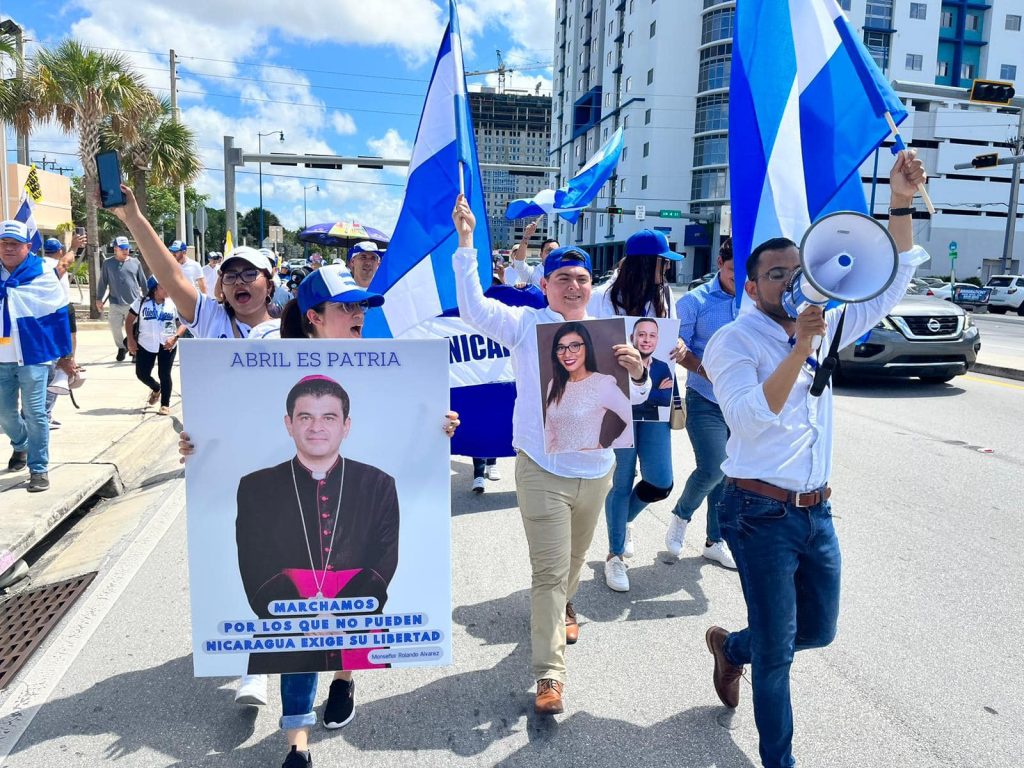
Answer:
[{"xmin": 726, "ymin": 478, "xmax": 832, "ymax": 508}]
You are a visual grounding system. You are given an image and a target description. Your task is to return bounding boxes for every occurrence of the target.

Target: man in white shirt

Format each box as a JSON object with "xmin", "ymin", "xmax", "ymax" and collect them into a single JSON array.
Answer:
[
  {"xmin": 451, "ymin": 194, "xmax": 650, "ymax": 716},
  {"xmin": 169, "ymin": 240, "xmax": 207, "ymax": 297},
  {"xmin": 701, "ymin": 151, "xmax": 928, "ymax": 768},
  {"xmin": 504, "ymin": 217, "xmax": 559, "ymax": 287},
  {"xmin": 202, "ymin": 252, "xmax": 221, "ymax": 299}
]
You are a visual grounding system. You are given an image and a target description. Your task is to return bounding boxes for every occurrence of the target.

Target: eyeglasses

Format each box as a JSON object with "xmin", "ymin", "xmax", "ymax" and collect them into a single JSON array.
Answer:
[
  {"xmin": 757, "ymin": 266, "xmax": 800, "ymax": 283},
  {"xmin": 335, "ymin": 300, "xmax": 370, "ymax": 313},
  {"xmin": 555, "ymin": 341, "xmax": 585, "ymax": 356},
  {"xmin": 221, "ymin": 268, "xmax": 261, "ymax": 285}
]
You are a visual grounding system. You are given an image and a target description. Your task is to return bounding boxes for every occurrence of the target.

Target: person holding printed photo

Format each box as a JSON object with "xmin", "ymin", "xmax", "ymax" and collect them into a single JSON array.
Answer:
[
  {"xmin": 451, "ymin": 194, "xmax": 650, "ymax": 715},
  {"xmin": 125, "ymin": 276, "xmax": 185, "ymax": 415},
  {"xmin": 542, "ymin": 321, "xmax": 633, "ymax": 453},
  {"xmin": 589, "ymin": 230, "xmax": 683, "ymax": 592}
]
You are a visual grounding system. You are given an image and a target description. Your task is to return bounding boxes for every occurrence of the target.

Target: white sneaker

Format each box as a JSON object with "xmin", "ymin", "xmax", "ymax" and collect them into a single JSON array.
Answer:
[
  {"xmin": 623, "ymin": 523, "xmax": 635, "ymax": 559},
  {"xmin": 485, "ymin": 464, "xmax": 501, "ymax": 481},
  {"xmin": 604, "ymin": 556, "xmax": 630, "ymax": 592},
  {"xmin": 665, "ymin": 515, "xmax": 688, "ymax": 557},
  {"xmin": 472, "ymin": 476, "xmax": 486, "ymax": 494},
  {"xmin": 703, "ymin": 540, "xmax": 737, "ymax": 570},
  {"xmin": 234, "ymin": 674, "xmax": 268, "ymax": 706}
]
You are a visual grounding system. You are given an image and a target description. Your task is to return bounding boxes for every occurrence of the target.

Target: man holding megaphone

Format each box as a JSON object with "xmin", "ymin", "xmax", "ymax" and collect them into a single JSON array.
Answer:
[{"xmin": 699, "ymin": 150, "xmax": 928, "ymax": 768}]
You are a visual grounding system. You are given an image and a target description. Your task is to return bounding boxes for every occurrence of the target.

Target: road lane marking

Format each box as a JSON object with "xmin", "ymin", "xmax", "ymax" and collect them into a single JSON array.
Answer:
[
  {"xmin": 963, "ymin": 375, "xmax": 1024, "ymax": 390},
  {"xmin": 0, "ymin": 482, "xmax": 185, "ymax": 759}
]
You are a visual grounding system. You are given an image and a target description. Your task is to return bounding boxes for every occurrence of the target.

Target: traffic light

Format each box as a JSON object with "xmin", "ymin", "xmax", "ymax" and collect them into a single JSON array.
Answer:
[
  {"xmin": 969, "ymin": 80, "xmax": 1015, "ymax": 105},
  {"xmin": 607, "ymin": 206, "xmax": 624, "ymax": 215},
  {"xmin": 971, "ymin": 153, "xmax": 1000, "ymax": 169}
]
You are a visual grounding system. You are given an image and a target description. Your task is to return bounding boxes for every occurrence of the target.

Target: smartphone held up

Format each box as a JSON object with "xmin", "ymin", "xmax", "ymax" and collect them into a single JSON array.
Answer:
[{"xmin": 94, "ymin": 150, "xmax": 126, "ymax": 208}]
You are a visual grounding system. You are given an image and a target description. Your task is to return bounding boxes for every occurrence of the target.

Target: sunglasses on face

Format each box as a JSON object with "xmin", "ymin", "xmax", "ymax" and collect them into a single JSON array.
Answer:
[
  {"xmin": 334, "ymin": 300, "xmax": 371, "ymax": 314},
  {"xmin": 555, "ymin": 341, "xmax": 585, "ymax": 356},
  {"xmin": 221, "ymin": 268, "xmax": 261, "ymax": 285}
]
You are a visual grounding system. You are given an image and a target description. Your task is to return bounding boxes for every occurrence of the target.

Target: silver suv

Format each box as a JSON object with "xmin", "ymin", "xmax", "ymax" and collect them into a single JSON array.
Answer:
[
  {"xmin": 985, "ymin": 275, "xmax": 1024, "ymax": 315},
  {"xmin": 838, "ymin": 294, "xmax": 981, "ymax": 384}
]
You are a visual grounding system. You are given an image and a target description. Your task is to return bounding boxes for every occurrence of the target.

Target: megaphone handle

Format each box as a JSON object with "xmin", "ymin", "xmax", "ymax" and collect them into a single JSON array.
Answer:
[{"xmin": 811, "ymin": 334, "xmax": 822, "ymax": 352}]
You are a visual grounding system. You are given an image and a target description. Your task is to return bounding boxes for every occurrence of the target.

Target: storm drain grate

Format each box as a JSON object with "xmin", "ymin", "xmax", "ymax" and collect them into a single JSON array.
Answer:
[{"xmin": 0, "ymin": 572, "xmax": 96, "ymax": 690}]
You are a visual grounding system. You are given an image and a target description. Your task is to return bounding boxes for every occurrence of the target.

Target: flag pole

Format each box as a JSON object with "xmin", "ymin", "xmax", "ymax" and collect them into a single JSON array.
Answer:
[
  {"xmin": 458, "ymin": 161, "xmax": 465, "ymax": 196},
  {"xmin": 885, "ymin": 112, "xmax": 935, "ymax": 214}
]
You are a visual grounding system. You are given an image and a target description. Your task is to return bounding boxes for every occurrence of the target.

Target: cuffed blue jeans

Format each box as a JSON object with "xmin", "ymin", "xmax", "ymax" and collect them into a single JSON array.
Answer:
[
  {"xmin": 605, "ymin": 420, "xmax": 673, "ymax": 556},
  {"xmin": 718, "ymin": 483, "xmax": 842, "ymax": 768},
  {"xmin": 671, "ymin": 388, "xmax": 729, "ymax": 543},
  {"xmin": 0, "ymin": 362, "xmax": 52, "ymax": 474},
  {"xmin": 280, "ymin": 673, "xmax": 317, "ymax": 730}
]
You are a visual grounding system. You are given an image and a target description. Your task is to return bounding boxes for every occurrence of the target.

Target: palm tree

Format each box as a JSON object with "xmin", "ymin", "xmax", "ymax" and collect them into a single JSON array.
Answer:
[
  {"xmin": 103, "ymin": 96, "xmax": 202, "ymax": 221},
  {"xmin": 28, "ymin": 40, "xmax": 158, "ymax": 316}
]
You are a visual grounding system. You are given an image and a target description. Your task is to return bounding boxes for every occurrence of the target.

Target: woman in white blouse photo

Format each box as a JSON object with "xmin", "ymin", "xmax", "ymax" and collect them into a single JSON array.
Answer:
[{"xmin": 543, "ymin": 321, "xmax": 633, "ymax": 453}]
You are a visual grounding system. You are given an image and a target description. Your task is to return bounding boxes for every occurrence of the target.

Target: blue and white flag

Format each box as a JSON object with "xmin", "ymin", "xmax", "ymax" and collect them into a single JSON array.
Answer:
[
  {"xmin": 730, "ymin": 0, "xmax": 908, "ymax": 292},
  {"xmin": 13, "ymin": 195, "xmax": 45, "ymax": 256},
  {"xmin": 364, "ymin": 0, "xmax": 491, "ymax": 339},
  {"xmin": 0, "ymin": 252, "xmax": 72, "ymax": 365},
  {"xmin": 507, "ymin": 127, "xmax": 626, "ymax": 225}
]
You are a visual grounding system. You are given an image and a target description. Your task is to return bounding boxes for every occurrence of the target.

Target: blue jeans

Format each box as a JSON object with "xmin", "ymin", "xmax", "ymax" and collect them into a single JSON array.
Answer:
[
  {"xmin": 472, "ymin": 457, "xmax": 496, "ymax": 478},
  {"xmin": 605, "ymin": 420, "xmax": 673, "ymax": 556},
  {"xmin": 0, "ymin": 362, "xmax": 52, "ymax": 474},
  {"xmin": 280, "ymin": 673, "xmax": 317, "ymax": 730},
  {"xmin": 718, "ymin": 483, "xmax": 842, "ymax": 768},
  {"xmin": 671, "ymin": 389, "xmax": 729, "ymax": 543}
]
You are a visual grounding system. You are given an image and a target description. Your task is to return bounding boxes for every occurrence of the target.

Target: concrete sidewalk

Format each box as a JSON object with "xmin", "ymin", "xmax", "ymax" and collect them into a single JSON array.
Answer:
[{"xmin": 0, "ymin": 327, "xmax": 182, "ymax": 579}]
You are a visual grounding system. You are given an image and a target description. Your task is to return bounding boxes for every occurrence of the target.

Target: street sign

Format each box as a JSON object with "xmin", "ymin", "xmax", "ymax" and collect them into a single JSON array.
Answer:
[
  {"xmin": 635, "ymin": 205, "xmax": 646, "ymax": 221},
  {"xmin": 659, "ymin": 209, "xmax": 683, "ymax": 219},
  {"xmin": 949, "ymin": 240, "xmax": 958, "ymax": 260},
  {"xmin": 195, "ymin": 205, "xmax": 208, "ymax": 233},
  {"xmin": 653, "ymin": 226, "xmax": 672, "ymax": 234},
  {"xmin": 268, "ymin": 225, "xmax": 284, "ymax": 244}
]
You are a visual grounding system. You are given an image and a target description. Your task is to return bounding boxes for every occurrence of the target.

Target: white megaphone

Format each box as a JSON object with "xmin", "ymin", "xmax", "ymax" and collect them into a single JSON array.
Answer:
[{"xmin": 782, "ymin": 211, "xmax": 899, "ymax": 350}]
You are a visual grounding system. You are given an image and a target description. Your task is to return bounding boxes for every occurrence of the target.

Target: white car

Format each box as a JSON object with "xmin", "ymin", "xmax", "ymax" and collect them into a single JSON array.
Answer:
[
  {"xmin": 985, "ymin": 275, "xmax": 1024, "ymax": 315},
  {"xmin": 924, "ymin": 282, "xmax": 977, "ymax": 301}
]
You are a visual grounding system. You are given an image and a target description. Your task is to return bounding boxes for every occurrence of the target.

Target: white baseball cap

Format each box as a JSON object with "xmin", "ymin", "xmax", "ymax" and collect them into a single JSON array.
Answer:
[
  {"xmin": 114, "ymin": 235, "xmax": 131, "ymax": 249},
  {"xmin": 0, "ymin": 220, "xmax": 30, "ymax": 243},
  {"xmin": 219, "ymin": 246, "xmax": 275, "ymax": 273}
]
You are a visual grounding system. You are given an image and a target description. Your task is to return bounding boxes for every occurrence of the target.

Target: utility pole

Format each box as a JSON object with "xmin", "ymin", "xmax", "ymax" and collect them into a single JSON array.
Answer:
[
  {"xmin": 169, "ymin": 49, "xmax": 186, "ymax": 240},
  {"xmin": 13, "ymin": 23, "xmax": 27, "ymax": 166},
  {"xmin": 1002, "ymin": 108, "xmax": 1024, "ymax": 275}
]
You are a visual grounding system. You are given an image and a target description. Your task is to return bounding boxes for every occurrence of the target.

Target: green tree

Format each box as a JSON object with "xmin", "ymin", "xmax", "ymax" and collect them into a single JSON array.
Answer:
[
  {"xmin": 238, "ymin": 207, "xmax": 280, "ymax": 246},
  {"xmin": 28, "ymin": 40, "xmax": 158, "ymax": 315}
]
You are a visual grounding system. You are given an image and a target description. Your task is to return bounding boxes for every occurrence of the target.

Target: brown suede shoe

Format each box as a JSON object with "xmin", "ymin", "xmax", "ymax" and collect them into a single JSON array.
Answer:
[
  {"xmin": 565, "ymin": 602, "xmax": 579, "ymax": 645},
  {"xmin": 705, "ymin": 626, "xmax": 743, "ymax": 708},
  {"xmin": 535, "ymin": 679, "xmax": 565, "ymax": 715}
]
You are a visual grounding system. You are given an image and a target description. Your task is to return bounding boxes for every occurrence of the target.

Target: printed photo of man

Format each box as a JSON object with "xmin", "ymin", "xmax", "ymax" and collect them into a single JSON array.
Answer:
[
  {"xmin": 631, "ymin": 318, "xmax": 673, "ymax": 421},
  {"xmin": 235, "ymin": 374, "xmax": 399, "ymax": 674}
]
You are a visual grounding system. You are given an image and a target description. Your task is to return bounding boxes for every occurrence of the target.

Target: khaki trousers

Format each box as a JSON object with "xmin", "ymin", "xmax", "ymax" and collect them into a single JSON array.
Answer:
[{"xmin": 515, "ymin": 452, "xmax": 613, "ymax": 683}]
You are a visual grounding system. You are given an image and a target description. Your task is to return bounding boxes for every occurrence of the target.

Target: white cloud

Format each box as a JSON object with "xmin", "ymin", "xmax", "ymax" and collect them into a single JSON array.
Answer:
[
  {"xmin": 330, "ymin": 112, "xmax": 357, "ymax": 136},
  {"xmin": 366, "ymin": 129, "xmax": 413, "ymax": 177}
]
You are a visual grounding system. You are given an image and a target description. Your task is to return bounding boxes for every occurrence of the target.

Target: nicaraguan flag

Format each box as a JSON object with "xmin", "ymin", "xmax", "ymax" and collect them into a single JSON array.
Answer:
[
  {"xmin": 0, "ymin": 253, "xmax": 72, "ymax": 365},
  {"xmin": 364, "ymin": 0, "xmax": 491, "ymax": 339},
  {"xmin": 505, "ymin": 188, "xmax": 590, "ymax": 224},
  {"xmin": 550, "ymin": 127, "xmax": 625, "ymax": 218},
  {"xmin": 14, "ymin": 195, "xmax": 45, "ymax": 255},
  {"xmin": 730, "ymin": 0, "xmax": 908, "ymax": 292}
]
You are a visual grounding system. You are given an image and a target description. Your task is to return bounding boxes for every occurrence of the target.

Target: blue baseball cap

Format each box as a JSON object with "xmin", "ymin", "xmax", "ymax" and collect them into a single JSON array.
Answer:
[
  {"xmin": 43, "ymin": 237, "xmax": 65, "ymax": 253},
  {"xmin": 168, "ymin": 240, "xmax": 187, "ymax": 253},
  {"xmin": 0, "ymin": 220, "xmax": 30, "ymax": 243},
  {"xmin": 114, "ymin": 236, "xmax": 131, "ymax": 249},
  {"xmin": 625, "ymin": 229, "xmax": 682, "ymax": 261},
  {"xmin": 298, "ymin": 264, "xmax": 385, "ymax": 314},
  {"xmin": 349, "ymin": 241, "xmax": 382, "ymax": 258},
  {"xmin": 543, "ymin": 245, "xmax": 592, "ymax": 277},
  {"xmin": 147, "ymin": 275, "xmax": 159, "ymax": 293}
]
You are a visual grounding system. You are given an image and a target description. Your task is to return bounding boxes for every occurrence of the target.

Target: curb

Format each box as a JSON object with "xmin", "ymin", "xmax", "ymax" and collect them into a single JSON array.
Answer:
[{"xmin": 973, "ymin": 363, "xmax": 1024, "ymax": 382}]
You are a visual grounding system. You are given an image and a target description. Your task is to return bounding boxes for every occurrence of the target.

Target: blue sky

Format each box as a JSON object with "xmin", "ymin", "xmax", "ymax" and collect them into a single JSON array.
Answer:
[{"xmin": 5, "ymin": 0, "xmax": 554, "ymax": 235}]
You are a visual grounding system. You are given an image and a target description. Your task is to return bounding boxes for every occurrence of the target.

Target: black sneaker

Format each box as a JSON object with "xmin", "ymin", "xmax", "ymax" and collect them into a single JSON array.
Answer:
[
  {"xmin": 7, "ymin": 450, "xmax": 27, "ymax": 471},
  {"xmin": 323, "ymin": 678, "xmax": 355, "ymax": 729},
  {"xmin": 28, "ymin": 472, "xmax": 49, "ymax": 493},
  {"xmin": 116, "ymin": 347, "xmax": 127, "ymax": 362},
  {"xmin": 281, "ymin": 746, "xmax": 311, "ymax": 768}
]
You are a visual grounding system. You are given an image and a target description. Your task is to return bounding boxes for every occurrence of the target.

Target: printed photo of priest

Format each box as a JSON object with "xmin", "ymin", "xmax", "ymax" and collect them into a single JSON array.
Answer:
[{"xmin": 235, "ymin": 374, "xmax": 400, "ymax": 674}]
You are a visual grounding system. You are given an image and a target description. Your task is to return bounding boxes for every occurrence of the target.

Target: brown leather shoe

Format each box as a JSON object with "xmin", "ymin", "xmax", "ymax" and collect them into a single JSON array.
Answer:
[
  {"xmin": 565, "ymin": 602, "xmax": 579, "ymax": 645},
  {"xmin": 705, "ymin": 626, "xmax": 743, "ymax": 708},
  {"xmin": 535, "ymin": 678, "xmax": 565, "ymax": 715}
]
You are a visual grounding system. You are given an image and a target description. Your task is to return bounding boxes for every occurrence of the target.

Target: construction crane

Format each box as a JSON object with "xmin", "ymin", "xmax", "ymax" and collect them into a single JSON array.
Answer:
[{"xmin": 466, "ymin": 49, "xmax": 511, "ymax": 94}]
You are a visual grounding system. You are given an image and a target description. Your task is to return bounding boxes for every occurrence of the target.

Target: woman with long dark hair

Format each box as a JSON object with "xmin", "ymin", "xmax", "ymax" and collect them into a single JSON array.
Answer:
[
  {"xmin": 543, "ymin": 321, "xmax": 633, "ymax": 454},
  {"xmin": 589, "ymin": 230, "xmax": 684, "ymax": 592},
  {"xmin": 125, "ymin": 276, "xmax": 185, "ymax": 415}
]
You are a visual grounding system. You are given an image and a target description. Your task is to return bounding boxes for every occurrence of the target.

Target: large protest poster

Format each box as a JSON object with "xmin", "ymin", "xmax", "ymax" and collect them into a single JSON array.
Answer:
[
  {"xmin": 535, "ymin": 317, "xmax": 633, "ymax": 453},
  {"xmin": 624, "ymin": 316, "xmax": 681, "ymax": 422},
  {"xmin": 180, "ymin": 338, "xmax": 451, "ymax": 677}
]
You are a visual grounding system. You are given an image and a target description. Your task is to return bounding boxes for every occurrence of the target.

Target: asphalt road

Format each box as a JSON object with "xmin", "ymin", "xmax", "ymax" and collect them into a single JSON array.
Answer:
[
  {"xmin": 1, "ymin": 373, "xmax": 1021, "ymax": 768},
  {"xmin": 972, "ymin": 312, "xmax": 1024, "ymax": 366}
]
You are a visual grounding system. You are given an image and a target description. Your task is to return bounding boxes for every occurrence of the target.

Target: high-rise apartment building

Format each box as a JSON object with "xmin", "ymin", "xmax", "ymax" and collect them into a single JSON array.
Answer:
[
  {"xmin": 469, "ymin": 89, "xmax": 552, "ymax": 254},
  {"xmin": 551, "ymin": 0, "xmax": 1024, "ymax": 280}
]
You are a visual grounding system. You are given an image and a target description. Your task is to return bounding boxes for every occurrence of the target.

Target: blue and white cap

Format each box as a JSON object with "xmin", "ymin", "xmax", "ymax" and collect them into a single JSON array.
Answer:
[
  {"xmin": 43, "ymin": 237, "xmax": 65, "ymax": 253},
  {"xmin": 0, "ymin": 220, "xmax": 30, "ymax": 243},
  {"xmin": 168, "ymin": 240, "xmax": 187, "ymax": 252},
  {"xmin": 349, "ymin": 240, "xmax": 382, "ymax": 257},
  {"xmin": 114, "ymin": 236, "xmax": 131, "ymax": 249},
  {"xmin": 298, "ymin": 264, "xmax": 385, "ymax": 314}
]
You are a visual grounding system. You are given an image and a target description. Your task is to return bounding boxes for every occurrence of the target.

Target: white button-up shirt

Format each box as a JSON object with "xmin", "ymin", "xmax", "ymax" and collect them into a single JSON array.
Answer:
[
  {"xmin": 454, "ymin": 247, "xmax": 651, "ymax": 479},
  {"xmin": 703, "ymin": 246, "xmax": 928, "ymax": 492}
]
